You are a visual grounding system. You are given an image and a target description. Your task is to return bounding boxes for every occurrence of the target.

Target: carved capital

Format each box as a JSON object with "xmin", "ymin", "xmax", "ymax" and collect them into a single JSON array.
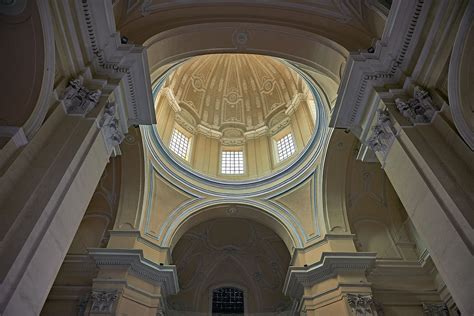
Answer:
[
  {"xmin": 347, "ymin": 293, "xmax": 383, "ymax": 316},
  {"xmin": 61, "ymin": 77, "xmax": 102, "ymax": 116},
  {"xmin": 90, "ymin": 289, "xmax": 118, "ymax": 313}
]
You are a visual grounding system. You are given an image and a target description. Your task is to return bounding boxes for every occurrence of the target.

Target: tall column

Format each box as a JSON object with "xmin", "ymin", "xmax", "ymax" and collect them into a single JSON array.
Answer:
[
  {"xmin": 329, "ymin": 0, "xmax": 474, "ymax": 313},
  {"xmin": 365, "ymin": 96, "xmax": 474, "ymax": 315},
  {"xmin": 0, "ymin": 94, "xmax": 113, "ymax": 315}
]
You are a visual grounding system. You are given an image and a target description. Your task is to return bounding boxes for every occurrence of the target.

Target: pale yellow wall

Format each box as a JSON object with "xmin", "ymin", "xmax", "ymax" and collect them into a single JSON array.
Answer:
[{"xmin": 155, "ymin": 94, "xmax": 315, "ymax": 180}]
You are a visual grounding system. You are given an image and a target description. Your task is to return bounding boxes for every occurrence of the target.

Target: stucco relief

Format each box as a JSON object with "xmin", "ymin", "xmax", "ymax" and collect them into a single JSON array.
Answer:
[{"xmin": 158, "ymin": 54, "xmax": 307, "ymax": 133}]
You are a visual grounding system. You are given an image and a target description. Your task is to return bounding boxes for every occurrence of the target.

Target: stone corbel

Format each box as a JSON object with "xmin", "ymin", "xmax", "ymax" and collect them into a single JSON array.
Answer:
[
  {"xmin": 99, "ymin": 102, "xmax": 125, "ymax": 155},
  {"xmin": 395, "ymin": 86, "xmax": 436, "ymax": 125},
  {"xmin": 366, "ymin": 109, "xmax": 396, "ymax": 159},
  {"xmin": 60, "ymin": 77, "xmax": 102, "ymax": 116}
]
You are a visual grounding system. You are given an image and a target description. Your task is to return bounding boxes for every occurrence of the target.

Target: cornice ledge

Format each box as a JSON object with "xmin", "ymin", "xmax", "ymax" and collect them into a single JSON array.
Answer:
[
  {"xmin": 88, "ymin": 248, "xmax": 179, "ymax": 296},
  {"xmin": 283, "ymin": 252, "xmax": 376, "ymax": 298},
  {"xmin": 330, "ymin": 0, "xmax": 428, "ymax": 133},
  {"xmin": 79, "ymin": 0, "xmax": 155, "ymax": 126}
]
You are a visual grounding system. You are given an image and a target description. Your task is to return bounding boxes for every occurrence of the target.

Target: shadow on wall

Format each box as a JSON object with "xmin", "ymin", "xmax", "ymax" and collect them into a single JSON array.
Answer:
[{"xmin": 169, "ymin": 218, "xmax": 292, "ymax": 314}]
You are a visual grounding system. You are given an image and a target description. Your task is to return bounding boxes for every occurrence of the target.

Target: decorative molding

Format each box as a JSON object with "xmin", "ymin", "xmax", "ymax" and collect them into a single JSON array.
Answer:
[
  {"xmin": 331, "ymin": 0, "xmax": 427, "ymax": 130},
  {"xmin": 90, "ymin": 289, "xmax": 118, "ymax": 313},
  {"xmin": 283, "ymin": 252, "xmax": 376, "ymax": 298},
  {"xmin": 79, "ymin": 0, "xmax": 155, "ymax": 126},
  {"xmin": 269, "ymin": 116, "xmax": 291, "ymax": 135},
  {"xmin": 175, "ymin": 113, "xmax": 196, "ymax": 134},
  {"xmin": 144, "ymin": 61, "xmax": 328, "ymax": 195},
  {"xmin": 221, "ymin": 137, "xmax": 246, "ymax": 146},
  {"xmin": 366, "ymin": 109, "xmax": 395, "ymax": 157},
  {"xmin": 88, "ymin": 248, "xmax": 179, "ymax": 296},
  {"xmin": 61, "ymin": 77, "xmax": 102, "ymax": 116},
  {"xmin": 346, "ymin": 293, "xmax": 383, "ymax": 316},
  {"xmin": 395, "ymin": 86, "xmax": 436, "ymax": 124},
  {"xmin": 422, "ymin": 303, "xmax": 449, "ymax": 316},
  {"xmin": 232, "ymin": 28, "xmax": 249, "ymax": 50}
]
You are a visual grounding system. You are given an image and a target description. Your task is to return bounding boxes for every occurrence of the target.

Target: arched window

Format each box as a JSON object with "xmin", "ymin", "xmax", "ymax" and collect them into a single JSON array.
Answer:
[{"xmin": 212, "ymin": 287, "xmax": 244, "ymax": 314}]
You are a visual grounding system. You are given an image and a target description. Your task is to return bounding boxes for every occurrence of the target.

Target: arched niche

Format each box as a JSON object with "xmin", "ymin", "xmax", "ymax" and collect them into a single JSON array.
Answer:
[
  {"xmin": 164, "ymin": 203, "xmax": 304, "ymax": 254},
  {"xmin": 0, "ymin": 0, "xmax": 55, "ymax": 143},
  {"xmin": 448, "ymin": 1, "xmax": 474, "ymax": 150},
  {"xmin": 168, "ymin": 217, "xmax": 291, "ymax": 314}
]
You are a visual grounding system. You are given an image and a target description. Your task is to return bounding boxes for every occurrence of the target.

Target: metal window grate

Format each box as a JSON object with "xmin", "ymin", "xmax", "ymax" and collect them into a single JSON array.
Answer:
[
  {"xmin": 212, "ymin": 287, "xmax": 244, "ymax": 314},
  {"xmin": 276, "ymin": 133, "xmax": 296, "ymax": 161},
  {"xmin": 169, "ymin": 129, "xmax": 190, "ymax": 160},
  {"xmin": 221, "ymin": 151, "xmax": 244, "ymax": 175}
]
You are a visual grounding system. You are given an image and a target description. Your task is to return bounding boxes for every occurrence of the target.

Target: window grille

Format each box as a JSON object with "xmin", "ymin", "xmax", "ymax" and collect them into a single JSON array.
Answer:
[
  {"xmin": 212, "ymin": 287, "xmax": 244, "ymax": 314},
  {"xmin": 221, "ymin": 150, "xmax": 244, "ymax": 175},
  {"xmin": 276, "ymin": 133, "xmax": 296, "ymax": 161},
  {"xmin": 169, "ymin": 128, "xmax": 190, "ymax": 160}
]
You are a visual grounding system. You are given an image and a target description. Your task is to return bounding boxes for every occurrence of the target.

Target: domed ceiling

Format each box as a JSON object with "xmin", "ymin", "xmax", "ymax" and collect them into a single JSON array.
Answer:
[
  {"xmin": 153, "ymin": 53, "xmax": 321, "ymax": 182},
  {"xmin": 157, "ymin": 54, "xmax": 314, "ymax": 137}
]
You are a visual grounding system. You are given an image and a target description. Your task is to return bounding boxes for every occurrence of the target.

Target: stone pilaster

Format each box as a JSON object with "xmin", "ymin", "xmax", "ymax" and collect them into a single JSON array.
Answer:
[
  {"xmin": 284, "ymin": 252, "xmax": 376, "ymax": 315},
  {"xmin": 87, "ymin": 249, "xmax": 179, "ymax": 316}
]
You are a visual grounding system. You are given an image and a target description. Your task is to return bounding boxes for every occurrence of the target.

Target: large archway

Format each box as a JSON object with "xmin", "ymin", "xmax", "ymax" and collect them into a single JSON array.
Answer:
[{"xmin": 169, "ymin": 216, "xmax": 291, "ymax": 314}]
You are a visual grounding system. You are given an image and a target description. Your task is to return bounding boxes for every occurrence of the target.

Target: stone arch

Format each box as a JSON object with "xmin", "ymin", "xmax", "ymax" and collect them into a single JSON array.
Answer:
[
  {"xmin": 117, "ymin": 1, "xmax": 380, "ymax": 50},
  {"xmin": 0, "ymin": 0, "xmax": 55, "ymax": 142},
  {"xmin": 168, "ymin": 216, "xmax": 291, "ymax": 314},
  {"xmin": 164, "ymin": 201, "xmax": 305, "ymax": 254},
  {"xmin": 319, "ymin": 129, "xmax": 356, "ymax": 235},
  {"xmin": 144, "ymin": 22, "xmax": 348, "ymax": 89},
  {"xmin": 448, "ymin": 0, "xmax": 474, "ymax": 150}
]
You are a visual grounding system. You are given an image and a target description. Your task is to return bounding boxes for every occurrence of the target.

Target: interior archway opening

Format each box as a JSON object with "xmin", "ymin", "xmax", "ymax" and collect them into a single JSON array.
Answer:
[{"xmin": 169, "ymin": 216, "xmax": 292, "ymax": 314}]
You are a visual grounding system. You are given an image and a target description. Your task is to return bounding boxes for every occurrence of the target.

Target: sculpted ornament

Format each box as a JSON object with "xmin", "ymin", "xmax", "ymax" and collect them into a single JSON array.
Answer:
[
  {"xmin": 367, "ymin": 109, "xmax": 395, "ymax": 155},
  {"xmin": 347, "ymin": 294, "xmax": 383, "ymax": 316},
  {"xmin": 61, "ymin": 77, "xmax": 102, "ymax": 116},
  {"xmin": 422, "ymin": 303, "xmax": 449, "ymax": 316},
  {"xmin": 90, "ymin": 289, "xmax": 118, "ymax": 313},
  {"xmin": 100, "ymin": 102, "xmax": 125, "ymax": 150},
  {"xmin": 395, "ymin": 86, "xmax": 436, "ymax": 124}
]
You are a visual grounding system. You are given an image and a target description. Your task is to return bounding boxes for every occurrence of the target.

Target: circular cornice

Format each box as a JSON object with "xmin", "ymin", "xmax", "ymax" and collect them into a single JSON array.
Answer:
[{"xmin": 142, "ymin": 57, "xmax": 329, "ymax": 196}]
